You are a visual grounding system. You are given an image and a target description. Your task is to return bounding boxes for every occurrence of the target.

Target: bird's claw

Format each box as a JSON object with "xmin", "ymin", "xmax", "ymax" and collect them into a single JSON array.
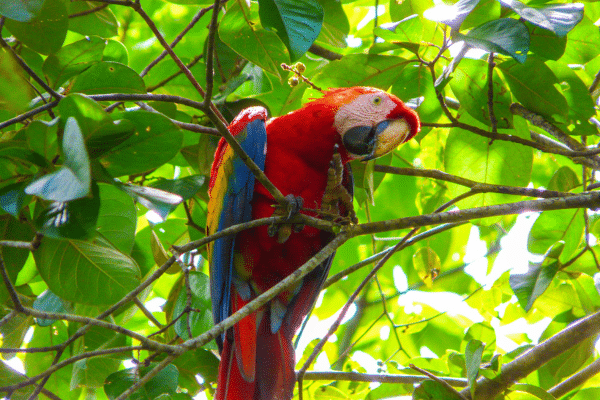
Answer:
[{"xmin": 268, "ymin": 194, "xmax": 305, "ymax": 243}]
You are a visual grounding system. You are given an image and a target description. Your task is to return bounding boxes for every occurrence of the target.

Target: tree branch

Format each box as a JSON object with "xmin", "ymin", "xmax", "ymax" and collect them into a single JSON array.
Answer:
[{"xmin": 461, "ymin": 310, "xmax": 600, "ymax": 400}]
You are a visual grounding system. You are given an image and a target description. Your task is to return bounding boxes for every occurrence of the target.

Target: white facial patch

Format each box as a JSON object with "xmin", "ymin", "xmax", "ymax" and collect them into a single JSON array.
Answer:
[{"xmin": 334, "ymin": 92, "xmax": 397, "ymax": 136}]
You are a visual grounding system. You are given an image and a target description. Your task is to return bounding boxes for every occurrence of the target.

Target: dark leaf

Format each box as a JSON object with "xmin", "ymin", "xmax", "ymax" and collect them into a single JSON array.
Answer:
[
  {"xmin": 456, "ymin": 18, "xmax": 530, "ymax": 63},
  {"xmin": 498, "ymin": 0, "xmax": 583, "ymax": 37},
  {"xmin": 258, "ymin": 0, "xmax": 323, "ymax": 62}
]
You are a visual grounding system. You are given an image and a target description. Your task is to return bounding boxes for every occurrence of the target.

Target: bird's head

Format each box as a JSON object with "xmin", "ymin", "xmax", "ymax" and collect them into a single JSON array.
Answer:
[{"xmin": 320, "ymin": 87, "xmax": 420, "ymax": 161}]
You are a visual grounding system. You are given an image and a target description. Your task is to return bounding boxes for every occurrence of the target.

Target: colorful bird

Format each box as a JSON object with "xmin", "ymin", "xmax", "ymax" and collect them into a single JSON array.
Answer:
[{"xmin": 207, "ymin": 87, "xmax": 420, "ymax": 400}]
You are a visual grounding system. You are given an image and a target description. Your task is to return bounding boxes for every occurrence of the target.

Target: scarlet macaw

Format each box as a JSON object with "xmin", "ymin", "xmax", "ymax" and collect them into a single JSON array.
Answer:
[{"xmin": 207, "ymin": 87, "xmax": 420, "ymax": 400}]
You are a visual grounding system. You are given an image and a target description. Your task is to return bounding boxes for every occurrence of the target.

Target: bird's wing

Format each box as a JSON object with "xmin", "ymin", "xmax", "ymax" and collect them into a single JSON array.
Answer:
[{"xmin": 207, "ymin": 107, "xmax": 267, "ymax": 350}]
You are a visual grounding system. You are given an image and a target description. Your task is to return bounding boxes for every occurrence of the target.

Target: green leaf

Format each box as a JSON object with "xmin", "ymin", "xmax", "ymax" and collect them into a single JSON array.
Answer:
[
  {"xmin": 25, "ymin": 119, "xmax": 59, "ymax": 161},
  {"xmin": 498, "ymin": 57, "xmax": 568, "ymax": 121},
  {"xmin": 35, "ymin": 181, "xmax": 99, "ymax": 239},
  {"xmin": 528, "ymin": 24, "xmax": 566, "ymax": 61},
  {"xmin": 528, "ymin": 209, "xmax": 584, "ymax": 263},
  {"xmin": 103, "ymin": 39, "xmax": 129, "ymax": 64},
  {"xmin": 43, "ymin": 36, "xmax": 107, "ymax": 89},
  {"xmin": 68, "ymin": 1, "xmax": 119, "ymax": 38},
  {"xmin": 450, "ymin": 58, "xmax": 513, "ymax": 129},
  {"xmin": 4, "ymin": 0, "xmax": 68, "ymax": 55},
  {"xmin": 465, "ymin": 339, "xmax": 484, "ymax": 397},
  {"xmin": 560, "ymin": 16, "xmax": 600, "ymax": 65},
  {"xmin": 0, "ymin": 48, "xmax": 35, "ymax": 113},
  {"xmin": 172, "ymin": 348, "xmax": 219, "ymax": 392},
  {"xmin": 547, "ymin": 60, "xmax": 596, "ymax": 133},
  {"xmin": 499, "ymin": 0, "xmax": 583, "ymax": 37},
  {"xmin": 34, "ymin": 236, "xmax": 141, "ymax": 305},
  {"xmin": 315, "ymin": 0, "xmax": 349, "ymax": 49},
  {"xmin": 511, "ymin": 384, "xmax": 557, "ymax": 400},
  {"xmin": 98, "ymin": 110, "xmax": 183, "ymax": 176},
  {"xmin": 510, "ymin": 241, "xmax": 563, "ymax": 311},
  {"xmin": 26, "ymin": 117, "xmax": 91, "ymax": 202},
  {"xmin": 0, "ymin": 0, "xmax": 44, "ymax": 22},
  {"xmin": 174, "ymin": 272, "xmax": 213, "ymax": 340},
  {"xmin": 375, "ymin": 16, "xmax": 422, "ymax": 56},
  {"xmin": 314, "ymin": 385, "xmax": 348, "ymax": 399},
  {"xmin": 0, "ymin": 215, "xmax": 35, "ymax": 301},
  {"xmin": 97, "ymin": 183, "xmax": 136, "ymax": 254},
  {"xmin": 444, "ymin": 125, "xmax": 533, "ymax": 210},
  {"xmin": 219, "ymin": 1, "xmax": 289, "ymax": 79},
  {"xmin": 413, "ymin": 379, "xmax": 464, "ymax": 400},
  {"xmin": 455, "ymin": 18, "xmax": 530, "ymax": 64},
  {"xmin": 58, "ymin": 94, "xmax": 136, "ymax": 158},
  {"xmin": 309, "ymin": 54, "xmax": 411, "ymax": 91},
  {"xmin": 104, "ymin": 364, "xmax": 179, "ymax": 400},
  {"xmin": 547, "ymin": 166, "xmax": 579, "ymax": 193},
  {"xmin": 413, "ymin": 247, "xmax": 441, "ymax": 287},
  {"xmin": 71, "ymin": 61, "xmax": 146, "ymax": 95},
  {"xmin": 147, "ymin": 175, "xmax": 205, "ymax": 216},
  {"xmin": 33, "ymin": 289, "xmax": 69, "ymax": 326},
  {"xmin": 258, "ymin": 0, "xmax": 323, "ymax": 62},
  {"xmin": 0, "ymin": 182, "xmax": 31, "ymax": 216}
]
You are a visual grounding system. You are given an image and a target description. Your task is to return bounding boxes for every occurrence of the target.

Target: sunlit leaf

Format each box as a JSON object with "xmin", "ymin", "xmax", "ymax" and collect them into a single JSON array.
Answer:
[
  {"xmin": 498, "ymin": 0, "xmax": 583, "ymax": 37},
  {"xmin": 26, "ymin": 117, "xmax": 91, "ymax": 202}
]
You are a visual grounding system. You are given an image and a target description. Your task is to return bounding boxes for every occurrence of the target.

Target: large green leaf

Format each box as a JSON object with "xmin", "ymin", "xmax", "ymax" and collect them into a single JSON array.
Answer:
[
  {"xmin": 25, "ymin": 117, "xmax": 91, "ymax": 202},
  {"xmin": 559, "ymin": 16, "xmax": 600, "ymax": 65},
  {"xmin": 32, "ymin": 290, "xmax": 69, "ymax": 326},
  {"xmin": 0, "ymin": 48, "xmax": 35, "ymax": 113},
  {"xmin": 258, "ymin": 0, "xmax": 323, "ymax": 62},
  {"xmin": 96, "ymin": 183, "xmax": 137, "ymax": 254},
  {"xmin": 314, "ymin": 0, "xmax": 348, "ymax": 48},
  {"xmin": 547, "ymin": 60, "xmax": 596, "ymax": 134},
  {"xmin": 43, "ymin": 36, "xmax": 107, "ymax": 89},
  {"xmin": 35, "ymin": 181, "xmax": 100, "ymax": 239},
  {"xmin": 455, "ymin": 18, "xmax": 530, "ymax": 64},
  {"xmin": 98, "ymin": 110, "xmax": 183, "ymax": 176},
  {"xmin": 309, "ymin": 54, "xmax": 411, "ymax": 91},
  {"xmin": 104, "ymin": 364, "xmax": 179, "ymax": 400},
  {"xmin": 0, "ymin": 0, "xmax": 44, "ymax": 22},
  {"xmin": 413, "ymin": 379, "xmax": 464, "ymax": 400},
  {"xmin": 68, "ymin": 1, "xmax": 119, "ymax": 38},
  {"xmin": 70, "ymin": 61, "xmax": 146, "ymax": 95},
  {"xmin": 58, "ymin": 94, "xmax": 136, "ymax": 158},
  {"xmin": 510, "ymin": 242, "xmax": 563, "ymax": 312},
  {"xmin": 173, "ymin": 271, "xmax": 213, "ymax": 340},
  {"xmin": 450, "ymin": 58, "xmax": 513, "ymax": 129},
  {"xmin": 498, "ymin": 57, "xmax": 568, "ymax": 121},
  {"xmin": 499, "ymin": 0, "xmax": 583, "ymax": 37},
  {"xmin": 4, "ymin": 0, "xmax": 68, "ymax": 55},
  {"xmin": 34, "ymin": 236, "xmax": 141, "ymax": 305},
  {"xmin": 444, "ymin": 125, "xmax": 533, "ymax": 210},
  {"xmin": 219, "ymin": 1, "xmax": 289, "ymax": 79},
  {"xmin": 528, "ymin": 209, "xmax": 584, "ymax": 264}
]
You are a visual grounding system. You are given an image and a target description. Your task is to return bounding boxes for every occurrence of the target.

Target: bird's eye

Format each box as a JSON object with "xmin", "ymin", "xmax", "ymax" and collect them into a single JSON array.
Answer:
[{"xmin": 372, "ymin": 96, "xmax": 382, "ymax": 106}]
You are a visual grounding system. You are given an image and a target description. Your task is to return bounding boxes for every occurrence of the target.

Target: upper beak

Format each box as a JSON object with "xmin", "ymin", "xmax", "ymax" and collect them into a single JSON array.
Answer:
[{"xmin": 342, "ymin": 118, "xmax": 413, "ymax": 161}]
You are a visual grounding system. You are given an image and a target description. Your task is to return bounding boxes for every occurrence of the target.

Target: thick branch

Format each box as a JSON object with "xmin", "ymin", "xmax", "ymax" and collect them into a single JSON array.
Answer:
[
  {"xmin": 300, "ymin": 371, "xmax": 468, "ymax": 386},
  {"xmin": 462, "ymin": 310, "xmax": 600, "ymax": 400},
  {"xmin": 350, "ymin": 191, "xmax": 600, "ymax": 237}
]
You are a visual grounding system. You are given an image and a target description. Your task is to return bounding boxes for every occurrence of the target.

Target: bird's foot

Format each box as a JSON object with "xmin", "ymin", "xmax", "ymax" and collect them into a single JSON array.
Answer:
[
  {"xmin": 268, "ymin": 194, "xmax": 305, "ymax": 243},
  {"xmin": 321, "ymin": 151, "xmax": 358, "ymax": 224}
]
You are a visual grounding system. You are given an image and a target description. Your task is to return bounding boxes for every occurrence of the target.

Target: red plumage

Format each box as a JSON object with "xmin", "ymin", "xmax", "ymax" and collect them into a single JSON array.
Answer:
[{"xmin": 208, "ymin": 87, "xmax": 420, "ymax": 400}]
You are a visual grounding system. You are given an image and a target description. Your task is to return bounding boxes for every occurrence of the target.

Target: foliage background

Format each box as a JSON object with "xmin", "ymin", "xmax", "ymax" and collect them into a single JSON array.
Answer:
[{"xmin": 1, "ymin": 0, "xmax": 600, "ymax": 399}]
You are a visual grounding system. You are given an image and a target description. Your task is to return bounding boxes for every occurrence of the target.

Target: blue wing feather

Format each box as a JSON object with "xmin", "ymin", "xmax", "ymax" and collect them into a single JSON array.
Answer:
[{"xmin": 207, "ymin": 112, "xmax": 267, "ymax": 350}]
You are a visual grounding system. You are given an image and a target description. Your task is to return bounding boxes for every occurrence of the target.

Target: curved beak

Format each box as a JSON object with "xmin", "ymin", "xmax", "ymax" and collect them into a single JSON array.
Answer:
[{"xmin": 342, "ymin": 118, "xmax": 413, "ymax": 161}]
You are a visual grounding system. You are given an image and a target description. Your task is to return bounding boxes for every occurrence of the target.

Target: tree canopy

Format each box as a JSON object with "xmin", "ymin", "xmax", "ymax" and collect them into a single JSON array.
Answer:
[{"xmin": 1, "ymin": 0, "xmax": 600, "ymax": 399}]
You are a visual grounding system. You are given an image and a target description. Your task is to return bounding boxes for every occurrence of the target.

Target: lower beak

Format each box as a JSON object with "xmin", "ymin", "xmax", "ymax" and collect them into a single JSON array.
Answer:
[{"xmin": 343, "ymin": 118, "xmax": 413, "ymax": 161}]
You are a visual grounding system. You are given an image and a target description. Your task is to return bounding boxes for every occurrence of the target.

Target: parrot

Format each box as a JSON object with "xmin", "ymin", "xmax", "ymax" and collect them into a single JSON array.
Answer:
[{"xmin": 206, "ymin": 86, "xmax": 420, "ymax": 400}]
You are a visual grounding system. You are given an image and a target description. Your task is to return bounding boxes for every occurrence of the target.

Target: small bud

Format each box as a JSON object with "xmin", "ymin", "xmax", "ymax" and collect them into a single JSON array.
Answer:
[
  {"xmin": 294, "ymin": 62, "xmax": 306, "ymax": 74},
  {"xmin": 288, "ymin": 76, "xmax": 299, "ymax": 87}
]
